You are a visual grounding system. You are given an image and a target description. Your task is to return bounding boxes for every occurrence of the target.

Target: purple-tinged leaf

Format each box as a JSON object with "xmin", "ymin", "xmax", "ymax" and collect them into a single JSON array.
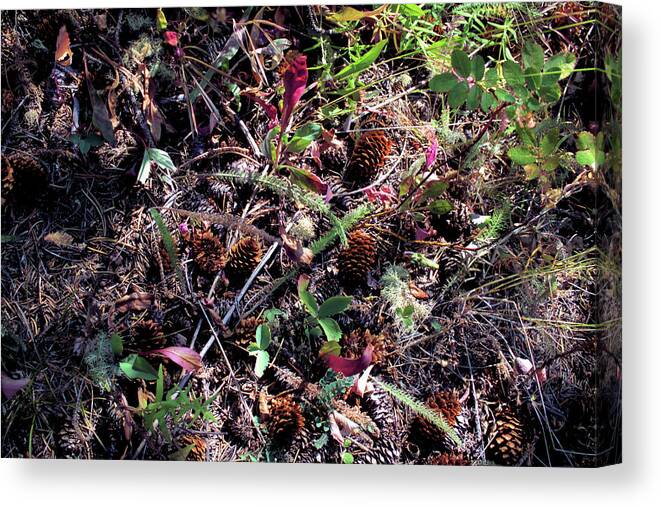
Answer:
[
  {"xmin": 164, "ymin": 31, "xmax": 179, "ymax": 47},
  {"xmin": 245, "ymin": 93, "xmax": 278, "ymax": 129},
  {"xmin": 281, "ymin": 54, "xmax": 308, "ymax": 133},
  {"xmin": 364, "ymin": 184, "xmax": 397, "ymax": 205},
  {"xmin": 415, "ymin": 223, "xmax": 434, "ymax": 241},
  {"xmin": 425, "ymin": 136, "xmax": 438, "ymax": 169},
  {"xmin": 287, "ymin": 166, "xmax": 328, "ymax": 195},
  {"xmin": 1, "ymin": 374, "xmax": 29, "ymax": 400},
  {"xmin": 325, "ymin": 345, "xmax": 374, "ymax": 376},
  {"xmin": 147, "ymin": 347, "xmax": 202, "ymax": 372}
]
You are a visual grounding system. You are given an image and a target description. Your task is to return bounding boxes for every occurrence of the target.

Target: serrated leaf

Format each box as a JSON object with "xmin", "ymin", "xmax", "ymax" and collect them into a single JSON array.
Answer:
[
  {"xmin": 544, "ymin": 53, "xmax": 576, "ymax": 80},
  {"xmin": 318, "ymin": 317, "xmax": 342, "ymax": 341},
  {"xmin": 451, "ymin": 49, "xmax": 471, "ymax": 78},
  {"xmin": 447, "ymin": 81, "xmax": 469, "ymax": 108},
  {"xmin": 494, "ymin": 88, "xmax": 515, "ymax": 103},
  {"xmin": 503, "ymin": 60, "xmax": 525, "ymax": 88},
  {"xmin": 335, "ymin": 39, "xmax": 387, "ymax": 81},
  {"xmin": 466, "ymin": 86, "xmax": 481, "ymax": 110},
  {"xmin": 110, "ymin": 333, "xmax": 123, "ymax": 355},
  {"xmin": 483, "ymin": 67, "xmax": 498, "ymax": 88},
  {"xmin": 522, "ymin": 41, "xmax": 545, "ymax": 71},
  {"xmin": 318, "ymin": 296, "xmax": 353, "ymax": 318},
  {"xmin": 471, "ymin": 54, "xmax": 485, "ymax": 80},
  {"xmin": 541, "ymin": 129, "xmax": 560, "ymax": 156},
  {"xmin": 429, "ymin": 72, "xmax": 457, "ymax": 93},
  {"xmin": 508, "ymin": 146, "xmax": 537, "ymax": 165}
]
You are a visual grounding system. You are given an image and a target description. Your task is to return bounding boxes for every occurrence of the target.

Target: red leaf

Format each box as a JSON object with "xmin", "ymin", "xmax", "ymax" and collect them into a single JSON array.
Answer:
[
  {"xmin": 425, "ymin": 135, "xmax": 438, "ymax": 169},
  {"xmin": 364, "ymin": 184, "xmax": 397, "ymax": 205},
  {"xmin": 147, "ymin": 347, "xmax": 202, "ymax": 372},
  {"xmin": 164, "ymin": 31, "xmax": 179, "ymax": 47},
  {"xmin": 281, "ymin": 54, "xmax": 308, "ymax": 132},
  {"xmin": 244, "ymin": 93, "xmax": 278, "ymax": 129},
  {"xmin": 325, "ymin": 345, "xmax": 373, "ymax": 376},
  {"xmin": 1, "ymin": 374, "xmax": 29, "ymax": 400},
  {"xmin": 288, "ymin": 166, "xmax": 328, "ymax": 195}
]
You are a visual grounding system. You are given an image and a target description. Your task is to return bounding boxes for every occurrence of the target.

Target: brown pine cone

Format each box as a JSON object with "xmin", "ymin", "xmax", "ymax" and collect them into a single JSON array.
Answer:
[
  {"xmin": 343, "ymin": 329, "xmax": 387, "ymax": 364},
  {"xmin": 320, "ymin": 140, "xmax": 348, "ymax": 174},
  {"xmin": 178, "ymin": 434, "xmax": 207, "ymax": 461},
  {"xmin": 427, "ymin": 451, "xmax": 470, "ymax": 466},
  {"xmin": 267, "ymin": 395, "xmax": 305, "ymax": 444},
  {"xmin": 225, "ymin": 236, "xmax": 263, "ymax": 286},
  {"xmin": 191, "ymin": 228, "xmax": 226, "ymax": 276},
  {"xmin": 344, "ymin": 130, "xmax": 392, "ymax": 185},
  {"xmin": 128, "ymin": 319, "xmax": 166, "ymax": 351},
  {"xmin": 233, "ymin": 316, "xmax": 264, "ymax": 347},
  {"xmin": 338, "ymin": 230, "xmax": 377, "ymax": 288},
  {"xmin": 2, "ymin": 152, "xmax": 47, "ymax": 206},
  {"xmin": 411, "ymin": 391, "xmax": 464, "ymax": 449},
  {"xmin": 486, "ymin": 408, "xmax": 526, "ymax": 466},
  {"xmin": 432, "ymin": 201, "xmax": 473, "ymax": 242}
]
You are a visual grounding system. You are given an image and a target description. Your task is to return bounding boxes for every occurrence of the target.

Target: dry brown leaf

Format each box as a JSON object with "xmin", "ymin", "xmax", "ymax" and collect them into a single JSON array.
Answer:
[
  {"xmin": 409, "ymin": 282, "xmax": 430, "ymax": 300},
  {"xmin": 55, "ymin": 25, "xmax": 73, "ymax": 66},
  {"xmin": 44, "ymin": 231, "xmax": 74, "ymax": 247}
]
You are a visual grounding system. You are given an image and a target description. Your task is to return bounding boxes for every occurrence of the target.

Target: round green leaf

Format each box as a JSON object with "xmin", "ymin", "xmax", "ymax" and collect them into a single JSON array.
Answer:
[
  {"xmin": 447, "ymin": 81, "xmax": 469, "ymax": 108},
  {"xmin": 451, "ymin": 49, "xmax": 472, "ymax": 78},
  {"xmin": 471, "ymin": 54, "xmax": 485, "ymax": 81},
  {"xmin": 430, "ymin": 72, "xmax": 458, "ymax": 93}
]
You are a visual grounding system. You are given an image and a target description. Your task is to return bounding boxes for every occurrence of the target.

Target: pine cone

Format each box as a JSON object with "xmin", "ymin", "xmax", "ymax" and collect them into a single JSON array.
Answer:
[
  {"xmin": 192, "ymin": 228, "xmax": 226, "ymax": 276},
  {"xmin": 428, "ymin": 451, "xmax": 470, "ymax": 466},
  {"xmin": 128, "ymin": 319, "xmax": 166, "ymax": 351},
  {"xmin": 2, "ymin": 152, "xmax": 47, "ymax": 205},
  {"xmin": 320, "ymin": 140, "xmax": 348, "ymax": 174},
  {"xmin": 178, "ymin": 434, "xmax": 207, "ymax": 461},
  {"xmin": 225, "ymin": 236, "xmax": 263, "ymax": 286},
  {"xmin": 344, "ymin": 130, "xmax": 392, "ymax": 185},
  {"xmin": 438, "ymin": 248, "xmax": 467, "ymax": 284},
  {"xmin": 338, "ymin": 230, "xmax": 377, "ymax": 288},
  {"xmin": 233, "ymin": 316, "xmax": 264, "ymax": 347},
  {"xmin": 267, "ymin": 395, "xmax": 305, "ymax": 444},
  {"xmin": 344, "ymin": 329, "xmax": 387, "ymax": 364},
  {"xmin": 411, "ymin": 391, "xmax": 463, "ymax": 449},
  {"xmin": 57, "ymin": 420, "xmax": 87, "ymax": 459},
  {"xmin": 432, "ymin": 201, "xmax": 473, "ymax": 242},
  {"xmin": 486, "ymin": 408, "xmax": 526, "ymax": 466}
]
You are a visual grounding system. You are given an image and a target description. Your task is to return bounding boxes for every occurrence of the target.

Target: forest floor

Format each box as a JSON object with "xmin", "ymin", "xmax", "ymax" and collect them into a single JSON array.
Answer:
[{"xmin": 1, "ymin": 3, "xmax": 621, "ymax": 466}]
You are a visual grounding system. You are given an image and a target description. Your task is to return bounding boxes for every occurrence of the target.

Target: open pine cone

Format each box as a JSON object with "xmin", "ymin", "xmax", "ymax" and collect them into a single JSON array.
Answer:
[
  {"xmin": 344, "ymin": 328, "xmax": 387, "ymax": 364},
  {"xmin": 178, "ymin": 434, "xmax": 207, "ymax": 461},
  {"xmin": 233, "ymin": 315, "xmax": 264, "ymax": 347},
  {"xmin": 411, "ymin": 391, "xmax": 464, "ymax": 450},
  {"xmin": 225, "ymin": 236, "xmax": 263, "ymax": 286},
  {"xmin": 344, "ymin": 130, "xmax": 392, "ymax": 185},
  {"xmin": 486, "ymin": 408, "xmax": 526, "ymax": 466},
  {"xmin": 427, "ymin": 451, "xmax": 471, "ymax": 466},
  {"xmin": 191, "ymin": 228, "xmax": 226, "ymax": 276},
  {"xmin": 1, "ymin": 152, "xmax": 47, "ymax": 205},
  {"xmin": 267, "ymin": 395, "xmax": 305, "ymax": 444},
  {"xmin": 338, "ymin": 230, "xmax": 377, "ymax": 288},
  {"xmin": 128, "ymin": 319, "xmax": 166, "ymax": 351}
]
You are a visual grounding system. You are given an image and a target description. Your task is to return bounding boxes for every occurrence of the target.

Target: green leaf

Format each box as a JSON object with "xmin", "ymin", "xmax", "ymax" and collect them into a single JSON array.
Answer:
[
  {"xmin": 119, "ymin": 354, "xmax": 158, "ymax": 381},
  {"xmin": 341, "ymin": 451, "xmax": 354, "ymax": 464},
  {"xmin": 318, "ymin": 317, "xmax": 342, "ymax": 341},
  {"xmin": 541, "ymin": 129, "xmax": 560, "ymax": 157},
  {"xmin": 429, "ymin": 72, "xmax": 457, "ymax": 93},
  {"xmin": 320, "ymin": 341, "xmax": 342, "ymax": 356},
  {"xmin": 503, "ymin": 61, "xmax": 525, "ymax": 88},
  {"xmin": 299, "ymin": 289, "xmax": 318, "ymax": 316},
  {"xmin": 156, "ymin": 365, "xmax": 164, "ymax": 403},
  {"xmin": 481, "ymin": 91, "xmax": 496, "ymax": 112},
  {"xmin": 318, "ymin": 296, "xmax": 353, "ymax": 318},
  {"xmin": 482, "ymin": 68, "xmax": 498, "ymax": 88},
  {"xmin": 544, "ymin": 53, "xmax": 576, "ymax": 80},
  {"xmin": 335, "ymin": 40, "xmax": 387, "ymax": 81},
  {"xmin": 428, "ymin": 199, "xmax": 453, "ymax": 215},
  {"xmin": 147, "ymin": 148, "xmax": 176, "ymax": 171},
  {"xmin": 494, "ymin": 88, "xmax": 515, "ymax": 103},
  {"xmin": 451, "ymin": 49, "xmax": 471, "ymax": 78},
  {"xmin": 471, "ymin": 54, "xmax": 485, "ymax": 81},
  {"xmin": 287, "ymin": 123, "xmax": 322, "ymax": 153},
  {"xmin": 466, "ymin": 86, "xmax": 481, "ymax": 110},
  {"xmin": 263, "ymin": 308, "xmax": 286, "ymax": 323},
  {"xmin": 575, "ymin": 131, "xmax": 605, "ymax": 168},
  {"xmin": 522, "ymin": 41, "xmax": 545, "ymax": 71},
  {"xmin": 410, "ymin": 252, "xmax": 439, "ymax": 269},
  {"xmin": 399, "ymin": 4, "xmax": 426, "ymax": 18},
  {"xmin": 110, "ymin": 333, "xmax": 123, "ymax": 356},
  {"xmin": 156, "ymin": 8, "xmax": 167, "ymax": 30},
  {"xmin": 447, "ymin": 81, "xmax": 469, "ymax": 108},
  {"xmin": 253, "ymin": 350, "xmax": 269, "ymax": 378},
  {"xmin": 419, "ymin": 180, "xmax": 448, "ymax": 203},
  {"xmin": 255, "ymin": 323, "xmax": 271, "ymax": 350},
  {"xmin": 508, "ymin": 146, "xmax": 537, "ymax": 165}
]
